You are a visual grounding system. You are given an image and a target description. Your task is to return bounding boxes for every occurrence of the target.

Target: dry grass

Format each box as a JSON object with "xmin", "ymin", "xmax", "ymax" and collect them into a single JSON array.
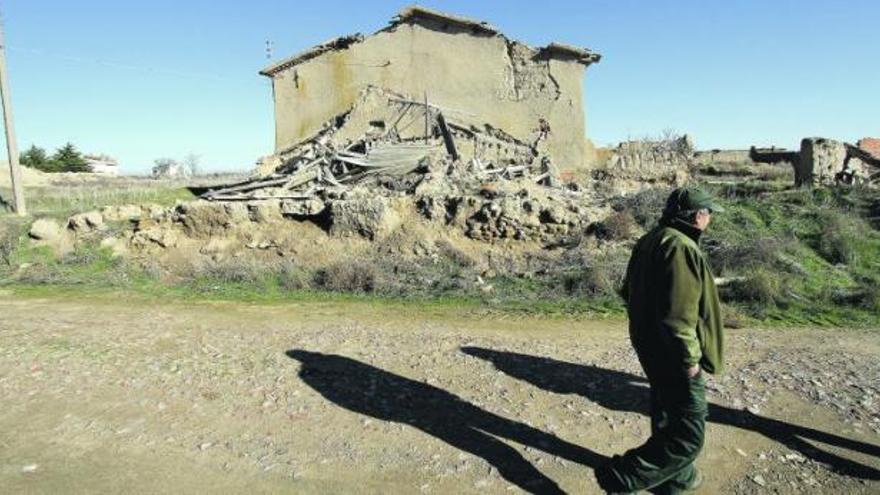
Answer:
[{"xmin": 313, "ymin": 261, "xmax": 379, "ymax": 293}]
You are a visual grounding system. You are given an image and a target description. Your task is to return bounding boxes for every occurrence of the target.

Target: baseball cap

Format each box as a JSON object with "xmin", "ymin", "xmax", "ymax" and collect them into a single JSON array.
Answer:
[{"xmin": 663, "ymin": 187, "xmax": 725, "ymax": 216}]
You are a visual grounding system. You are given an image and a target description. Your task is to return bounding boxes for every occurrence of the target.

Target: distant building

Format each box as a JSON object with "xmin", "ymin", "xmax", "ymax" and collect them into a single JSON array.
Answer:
[
  {"xmin": 260, "ymin": 6, "xmax": 602, "ymax": 171},
  {"xmin": 84, "ymin": 154, "xmax": 119, "ymax": 176},
  {"xmin": 151, "ymin": 158, "xmax": 192, "ymax": 178}
]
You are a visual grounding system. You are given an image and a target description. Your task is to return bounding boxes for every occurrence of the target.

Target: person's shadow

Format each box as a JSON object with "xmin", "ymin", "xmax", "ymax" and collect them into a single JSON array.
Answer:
[
  {"xmin": 460, "ymin": 346, "xmax": 880, "ymax": 480},
  {"xmin": 286, "ymin": 349, "xmax": 607, "ymax": 495}
]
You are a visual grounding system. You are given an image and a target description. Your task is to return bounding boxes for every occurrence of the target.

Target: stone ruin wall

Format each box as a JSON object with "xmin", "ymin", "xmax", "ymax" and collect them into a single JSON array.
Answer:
[
  {"xmin": 797, "ymin": 137, "xmax": 876, "ymax": 186},
  {"xmin": 595, "ymin": 137, "xmax": 693, "ymax": 192}
]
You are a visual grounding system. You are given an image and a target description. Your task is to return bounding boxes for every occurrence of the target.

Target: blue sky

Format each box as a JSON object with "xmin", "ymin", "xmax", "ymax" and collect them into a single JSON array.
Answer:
[{"xmin": 2, "ymin": 0, "xmax": 878, "ymax": 174}]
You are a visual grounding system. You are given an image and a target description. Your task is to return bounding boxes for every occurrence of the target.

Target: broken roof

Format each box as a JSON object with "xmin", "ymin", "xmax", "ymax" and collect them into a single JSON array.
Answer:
[
  {"xmin": 394, "ymin": 5, "xmax": 500, "ymax": 36},
  {"xmin": 538, "ymin": 43, "xmax": 602, "ymax": 65},
  {"xmin": 260, "ymin": 6, "xmax": 601, "ymax": 77},
  {"xmin": 259, "ymin": 35, "xmax": 365, "ymax": 77}
]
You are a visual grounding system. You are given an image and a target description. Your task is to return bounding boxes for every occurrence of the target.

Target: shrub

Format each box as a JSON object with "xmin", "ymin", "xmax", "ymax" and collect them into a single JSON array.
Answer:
[
  {"xmin": 313, "ymin": 261, "xmax": 378, "ymax": 293},
  {"xmin": 558, "ymin": 248, "xmax": 629, "ymax": 298},
  {"xmin": 278, "ymin": 262, "xmax": 311, "ymax": 291},
  {"xmin": 14, "ymin": 263, "xmax": 66, "ymax": 285},
  {"xmin": 815, "ymin": 210, "xmax": 859, "ymax": 265},
  {"xmin": 434, "ymin": 239, "xmax": 475, "ymax": 268},
  {"xmin": 592, "ymin": 210, "xmax": 637, "ymax": 241},
  {"xmin": 561, "ymin": 265, "xmax": 616, "ymax": 297},
  {"xmin": 60, "ymin": 248, "xmax": 102, "ymax": 266},
  {"xmin": 612, "ymin": 187, "xmax": 671, "ymax": 228},
  {"xmin": 707, "ymin": 235, "xmax": 796, "ymax": 276},
  {"xmin": 831, "ymin": 276, "xmax": 880, "ymax": 311},
  {"xmin": 723, "ymin": 268, "xmax": 784, "ymax": 306},
  {"xmin": 194, "ymin": 258, "xmax": 268, "ymax": 284},
  {"xmin": 0, "ymin": 222, "xmax": 24, "ymax": 267}
]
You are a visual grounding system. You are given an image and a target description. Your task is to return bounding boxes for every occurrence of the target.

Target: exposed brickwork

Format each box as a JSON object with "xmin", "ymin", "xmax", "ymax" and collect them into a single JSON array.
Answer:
[{"xmin": 857, "ymin": 137, "xmax": 880, "ymax": 160}]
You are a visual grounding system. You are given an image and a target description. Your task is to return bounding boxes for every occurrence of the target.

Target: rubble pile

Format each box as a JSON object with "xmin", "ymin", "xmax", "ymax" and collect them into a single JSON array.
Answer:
[
  {"xmin": 195, "ymin": 86, "xmax": 592, "ymax": 245},
  {"xmin": 205, "ymin": 87, "xmax": 558, "ymax": 203},
  {"xmin": 414, "ymin": 176, "xmax": 600, "ymax": 243},
  {"xmin": 593, "ymin": 137, "xmax": 692, "ymax": 194}
]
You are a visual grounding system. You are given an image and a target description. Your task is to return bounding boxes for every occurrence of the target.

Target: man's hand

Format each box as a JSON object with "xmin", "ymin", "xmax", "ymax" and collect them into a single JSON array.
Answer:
[{"xmin": 686, "ymin": 364, "xmax": 701, "ymax": 379}]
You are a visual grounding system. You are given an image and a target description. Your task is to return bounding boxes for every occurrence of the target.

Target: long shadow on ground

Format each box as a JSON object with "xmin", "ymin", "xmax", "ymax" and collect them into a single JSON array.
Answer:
[
  {"xmin": 461, "ymin": 346, "xmax": 880, "ymax": 481},
  {"xmin": 286, "ymin": 349, "xmax": 607, "ymax": 495}
]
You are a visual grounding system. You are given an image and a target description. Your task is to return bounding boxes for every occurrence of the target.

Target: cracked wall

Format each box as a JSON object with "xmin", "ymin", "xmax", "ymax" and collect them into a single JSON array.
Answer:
[{"xmin": 270, "ymin": 23, "xmax": 595, "ymax": 171}]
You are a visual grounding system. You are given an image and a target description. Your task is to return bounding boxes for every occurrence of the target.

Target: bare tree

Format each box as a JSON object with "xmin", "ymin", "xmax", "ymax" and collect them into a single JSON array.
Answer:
[{"xmin": 183, "ymin": 153, "xmax": 201, "ymax": 177}]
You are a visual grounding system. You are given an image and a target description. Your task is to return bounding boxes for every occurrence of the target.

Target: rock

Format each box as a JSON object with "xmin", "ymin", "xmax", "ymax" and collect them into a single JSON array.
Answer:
[
  {"xmin": 281, "ymin": 198, "xmax": 326, "ymax": 217},
  {"xmin": 147, "ymin": 204, "xmax": 167, "ymax": 221},
  {"xmin": 28, "ymin": 218, "xmax": 73, "ymax": 255},
  {"xmin": 752, "ymin": 474, "xmax": 767, "ymax": 487},
  {"xmin": 175, "ymin": 201, "xmax": 248, "ymax": 238},
  {"xmin": 540, "ymin": 205, "xmax": 569, "ymax": 225},
  {"xmin": 99, "ymin": 237, "xmax": 128, "ymax": 257},
  {"xmin": 29, "ymin": 218, "xmax": 63, "ymax": 241},
  {"xmin": 329, "ymin": 195, "xmax": 400, "ymax": 240},
  {"xmin": 101, "ymin": 204, "xmax": 143, "ymax": 222},
  {"xmin": 248, "ymin": 200, "xmax": 283, "ymax": 223},
  {"xmin": 21, "ymin": 464, "xmax": 39, "ymax": 473},
  {"xmin": 132, "ymin": 228, "xmax": 179, "ymax": 249},
  {"xmin": 68, "ymin": 211, "xmax": 104, "ymax": 232}
]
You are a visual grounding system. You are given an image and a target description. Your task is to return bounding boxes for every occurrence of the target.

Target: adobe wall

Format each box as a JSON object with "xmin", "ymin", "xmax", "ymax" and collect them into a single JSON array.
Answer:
[{"xmin": 270, "ymin": 23, "xmax": 592, "ymax": 171}]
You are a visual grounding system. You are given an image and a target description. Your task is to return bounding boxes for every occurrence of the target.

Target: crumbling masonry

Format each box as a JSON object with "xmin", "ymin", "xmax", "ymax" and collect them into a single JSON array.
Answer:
[{"xmin": 259, "ymin": 6, "xmax": 601, "ymax": 175}]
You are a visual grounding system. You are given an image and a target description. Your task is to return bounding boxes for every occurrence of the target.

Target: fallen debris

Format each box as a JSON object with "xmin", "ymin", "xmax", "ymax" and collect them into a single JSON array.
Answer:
[{"xmin": 201, "ymin": 87, "xmax": 565, "ymax": 208}]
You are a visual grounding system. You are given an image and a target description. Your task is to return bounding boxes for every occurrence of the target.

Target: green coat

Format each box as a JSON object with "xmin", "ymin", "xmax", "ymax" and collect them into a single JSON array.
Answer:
[{"xmin": 620, "ymin": 218, "xmax": 725, "ymax": 374}]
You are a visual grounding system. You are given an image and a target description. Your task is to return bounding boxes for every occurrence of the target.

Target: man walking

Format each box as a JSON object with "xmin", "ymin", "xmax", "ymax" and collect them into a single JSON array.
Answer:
[{"xmin": 595, "ymin": 187, "xmax": 725, "ymax": 494}]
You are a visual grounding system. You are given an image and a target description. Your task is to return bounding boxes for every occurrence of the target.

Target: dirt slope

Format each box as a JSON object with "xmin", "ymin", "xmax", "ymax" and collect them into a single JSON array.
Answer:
[{"xmin": 0, "ymin": 294, "xmax": 877, "ymax": 494}]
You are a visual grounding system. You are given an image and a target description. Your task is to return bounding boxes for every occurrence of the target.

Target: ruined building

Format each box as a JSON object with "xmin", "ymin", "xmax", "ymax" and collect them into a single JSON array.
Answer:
[{"xmin": 259, "ymin": 6, "xmax": 601, "ymax": 174}]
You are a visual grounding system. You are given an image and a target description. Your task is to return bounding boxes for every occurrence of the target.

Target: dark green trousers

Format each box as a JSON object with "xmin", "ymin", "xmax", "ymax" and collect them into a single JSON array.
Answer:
[{"xmin": 595, "ymin": 359, "xmax": 708, "ymax": 494}]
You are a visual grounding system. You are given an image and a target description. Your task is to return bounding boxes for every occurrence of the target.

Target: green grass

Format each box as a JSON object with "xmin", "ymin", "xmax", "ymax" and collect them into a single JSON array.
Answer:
[
  {"xmin": 0, "ymin": 237, "xmax": 624, "ymax": 319},
  {"xmin": 1, "ymin": 179, "xmax": 879, "ymax": 327},
  {"xmin": 703, "ymin": 184, "xmax": 880, "ymax": 326}
]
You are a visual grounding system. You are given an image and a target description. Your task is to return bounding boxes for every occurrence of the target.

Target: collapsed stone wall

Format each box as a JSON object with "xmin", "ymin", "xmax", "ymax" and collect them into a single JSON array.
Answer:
[
  {"xmin": 267, "ymin": 16, "xmax": 595, "ymax": 172},
  {"xmin": 593, "ymin": 137, "xmax": 693, "ymax": 194},
  {"xmin": 271, "ymin": 86, "xmax": 546, "ymax": 174},
  {"xmin": 797, "ymin": 138, "xmax": 847, "ymax": 186},
  {"xmin": 414, "ymin": 175, "xmax": 602, "ymax": 244},
  {"xmin": 797, "ymin": 137, "xmax": 878, "ymax": 186},
  {"xmin": 27, "ymin": 170, "xmax": 617, "ymax": 281}
]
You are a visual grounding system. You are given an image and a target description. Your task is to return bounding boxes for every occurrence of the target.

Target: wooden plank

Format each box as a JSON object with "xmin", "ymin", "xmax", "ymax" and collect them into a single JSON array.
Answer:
[
  {"xmin": 385, "ymin": 102, "xmax": 413, "ymax": 139},
  {"xmin": 210, "ymin": 194, "xmax": 316, "ymax": 201},
  {"xmin": 335, "ymin": 154, "xmax": 370, "ymax": 168},
  {"xmin": 204, "ymin": 176, "xmax": 291, "ymax": 197},
  {"xmin": 387, "ymin": 97, "xmax": 476, "ymax": 117},
  {"xmin": 283, "ymin": 167, "xmax": 320, "ymax": 190},
  {"xmin": 436, "ymin": 111, "xmax": 459, "ymax": 161},
  {"xmin": 321, "ymin": 167, "xmax": 344, "ymax": 187}
]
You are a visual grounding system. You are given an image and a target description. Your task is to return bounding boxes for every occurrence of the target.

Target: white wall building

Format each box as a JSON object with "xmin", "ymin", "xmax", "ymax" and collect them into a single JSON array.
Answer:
[{"xmin": 84, "ymin": 154, "xmax": 120, "ymax": 176}]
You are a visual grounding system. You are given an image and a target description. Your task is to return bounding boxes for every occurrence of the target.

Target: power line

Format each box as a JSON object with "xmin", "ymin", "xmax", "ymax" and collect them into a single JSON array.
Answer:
[{"xmin": 7, "ymin": 45, "xmax": 266, "ymax": 86}]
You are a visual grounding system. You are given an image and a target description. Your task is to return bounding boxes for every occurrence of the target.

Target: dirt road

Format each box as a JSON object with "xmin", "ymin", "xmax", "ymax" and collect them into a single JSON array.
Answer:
[{"xmin": 0, "ymin": 293, "xmax": 878, "ymax": 494}]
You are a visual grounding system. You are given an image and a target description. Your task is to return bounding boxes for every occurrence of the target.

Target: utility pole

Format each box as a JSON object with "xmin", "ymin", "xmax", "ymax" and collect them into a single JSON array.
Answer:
[{"xmin": 0, "ymin": 9, "xmax": 25, "ymax": 215}]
